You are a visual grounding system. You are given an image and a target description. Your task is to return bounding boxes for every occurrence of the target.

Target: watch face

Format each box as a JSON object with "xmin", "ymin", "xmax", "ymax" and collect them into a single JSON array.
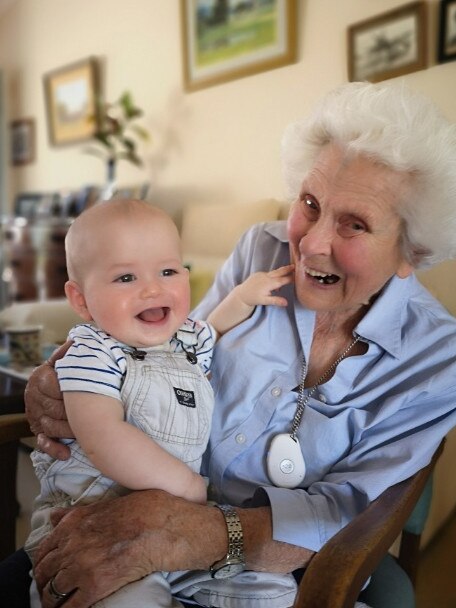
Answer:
[{"xmin": 212, "ymin": 561, "xmax": 245, "ymax": 579}]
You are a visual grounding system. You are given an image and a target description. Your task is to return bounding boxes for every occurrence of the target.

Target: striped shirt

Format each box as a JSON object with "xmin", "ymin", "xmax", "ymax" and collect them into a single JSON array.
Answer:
[{"xmin": 55, "ymin": 319, "xmax": 215, "ymax": 400}]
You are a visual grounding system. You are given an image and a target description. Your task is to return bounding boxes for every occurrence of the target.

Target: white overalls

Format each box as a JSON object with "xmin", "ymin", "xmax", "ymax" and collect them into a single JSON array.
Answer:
[{"xmin": 27, "ymin": 322, "xmax": 297, "ymax": 607}]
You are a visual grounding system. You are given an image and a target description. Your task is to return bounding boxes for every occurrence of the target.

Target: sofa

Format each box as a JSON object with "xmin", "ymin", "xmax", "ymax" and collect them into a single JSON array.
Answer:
[
  {"xmin": 180, "ymin": 197, "xmax": 288, "ymax": 307},
  {"xmin": 0, "ymin": 197, "xmax": 454, "ymax": 549},
  {"xmin": 0, "ymin": 298, "xmax": 81, "ymax": 346},
  {"xmin": 416, "ymin": 261, "xmax": 456, "ymax": 546}
]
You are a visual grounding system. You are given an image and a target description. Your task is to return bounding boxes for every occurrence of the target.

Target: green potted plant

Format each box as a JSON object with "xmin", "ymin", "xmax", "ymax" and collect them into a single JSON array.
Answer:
[{"xmin": 85, "ymin": 91, "xmax": 150, "ymax": 198}]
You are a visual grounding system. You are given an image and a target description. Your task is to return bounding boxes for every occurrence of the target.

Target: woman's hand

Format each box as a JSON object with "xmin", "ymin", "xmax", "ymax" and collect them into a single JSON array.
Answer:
[
  {"xmin": 24, "ymin": 341, "xmax": 73, "ymax": 460},
  {"xmin": 33, "ymin": 489, "xmax": 314, "ymax": 608},
  {"xmin": 34, "ymin": 490, "xmax": 225, "ymax": 608}
]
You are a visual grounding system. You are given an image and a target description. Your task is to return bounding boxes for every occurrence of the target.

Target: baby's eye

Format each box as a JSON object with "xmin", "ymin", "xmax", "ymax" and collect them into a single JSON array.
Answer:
[
  {"xmin": 115, "ymin": 274, "xmax": 136, "ymax": 283},
  {"xmin": 161, "ymin": 268, "xmax": 178, "ymax": 277}
]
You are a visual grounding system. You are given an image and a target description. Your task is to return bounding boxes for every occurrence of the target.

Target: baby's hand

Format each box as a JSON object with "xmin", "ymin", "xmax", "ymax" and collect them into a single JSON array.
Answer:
[{"xmin": 236, "ymin": 264, "xmax": 294, "ymax": 308}]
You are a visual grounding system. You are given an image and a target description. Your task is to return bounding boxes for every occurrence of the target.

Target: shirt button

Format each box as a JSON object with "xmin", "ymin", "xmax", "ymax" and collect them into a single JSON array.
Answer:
[
  {"xmin": 235, "ymin": 433, "xmax": 246, "ymax": 444},
  {"xmin": 271, "ymin": 386, "xmax": 282, "ymax": 397},
  {"xmin": 319, "ymin": 393, "xmax": 327, "ymax": 403}
]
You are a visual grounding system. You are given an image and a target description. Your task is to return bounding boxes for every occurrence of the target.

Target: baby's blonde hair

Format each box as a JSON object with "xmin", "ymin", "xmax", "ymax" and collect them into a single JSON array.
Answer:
[{"xmin": 65, "ymin": 200, "xmax": 178, "ymax": 283}]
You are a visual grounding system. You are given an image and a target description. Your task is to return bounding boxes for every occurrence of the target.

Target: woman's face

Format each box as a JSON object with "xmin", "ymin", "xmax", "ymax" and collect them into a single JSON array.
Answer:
[{"xmin": 288, "ymin": 143, "xmax": 413, "ymax": 315}]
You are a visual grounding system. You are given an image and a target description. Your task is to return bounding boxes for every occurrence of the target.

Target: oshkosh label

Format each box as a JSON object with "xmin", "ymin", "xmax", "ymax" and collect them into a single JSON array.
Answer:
[{"xmin": 173, "ymin": 387, "xmax": 196, "ymax": 408}]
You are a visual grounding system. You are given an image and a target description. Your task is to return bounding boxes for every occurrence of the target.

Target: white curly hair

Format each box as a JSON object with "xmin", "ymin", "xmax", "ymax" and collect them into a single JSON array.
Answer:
[{"xmin": 281, "ymin": 81, "xmax": 456, "ymax": 269}]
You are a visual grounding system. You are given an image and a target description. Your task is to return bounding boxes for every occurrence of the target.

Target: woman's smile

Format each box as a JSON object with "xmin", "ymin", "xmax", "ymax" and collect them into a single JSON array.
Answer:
[{"xmin": 304, "ymin": 266, "xmax": 340, "ymax": 285}]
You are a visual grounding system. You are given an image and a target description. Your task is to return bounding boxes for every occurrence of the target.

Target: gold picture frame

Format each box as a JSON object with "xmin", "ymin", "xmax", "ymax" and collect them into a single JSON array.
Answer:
[
  {"xmin": 10, "ymin": 118, "xmax": 35, "ymax": 166},
  {"xmin": 43, "ymin": 57, "xmax": 100, "ymax": 146},
  {"xmin": 347, "ymin": 1, "xmax": 427, "ymax": 83},
  {"xmin": 438, "ymin": 0, "xmax": 456, "ymax": 63},
  {"xmin": 180, "ymin": 0, "xmax": 297, "ymax": 92}
]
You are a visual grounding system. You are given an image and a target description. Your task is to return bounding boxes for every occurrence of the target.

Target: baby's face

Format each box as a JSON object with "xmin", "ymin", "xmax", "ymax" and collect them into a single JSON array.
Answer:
[{"xmin": 79, "ymin": 212, "xmax": 190, "ymax": 348}]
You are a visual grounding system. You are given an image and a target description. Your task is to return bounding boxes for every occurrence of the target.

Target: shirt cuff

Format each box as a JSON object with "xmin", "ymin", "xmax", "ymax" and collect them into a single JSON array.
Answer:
[{"xmin": 254, "ymin": 486, "xmax": 327, "ymax": 552}]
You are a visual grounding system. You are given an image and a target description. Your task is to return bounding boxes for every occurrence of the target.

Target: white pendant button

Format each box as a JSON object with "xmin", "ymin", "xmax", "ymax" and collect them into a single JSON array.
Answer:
[
  {"xmin": 267, "ymin": 433, "xmax": 306, "ymax": 488},
  {"xmin": 280, "ymin": 459, "xmax": 294, "ymax": 474}
]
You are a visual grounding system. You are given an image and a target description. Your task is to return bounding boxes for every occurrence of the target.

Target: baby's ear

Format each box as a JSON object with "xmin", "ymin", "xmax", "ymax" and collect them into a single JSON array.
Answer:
[{"xmin": 64, "ymin": 280, "xmax": 93, "ymax": 321}]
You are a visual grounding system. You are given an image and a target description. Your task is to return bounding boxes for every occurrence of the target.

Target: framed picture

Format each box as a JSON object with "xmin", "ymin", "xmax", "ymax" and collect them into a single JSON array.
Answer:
[
  {"xmin": 180, "ymin": 0, "xmax": 297, "ymax": 92},
  {"xmin": 10, "ymin": 118, "xmax": 35, "ymax": 166},
  {"xmin": 43, "ymin": 57, "xmax": 100, "ymax": 146},
  {"xmin": 347, "ymin": 1, "xmax": 427, "ymax": 83},
  {"xmin": 438, "ymin": 0, "xmax": 456, "ymax": 63}
]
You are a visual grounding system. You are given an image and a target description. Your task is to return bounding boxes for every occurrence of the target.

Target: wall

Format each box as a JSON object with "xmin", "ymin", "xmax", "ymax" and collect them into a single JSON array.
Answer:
[
  {"xmin": 0, "ymin": 0, "xmax": 455, "ymax": 223},
  {"xmin": 1, "ymin": 0, "xmax": 456, "ymax": 546}
]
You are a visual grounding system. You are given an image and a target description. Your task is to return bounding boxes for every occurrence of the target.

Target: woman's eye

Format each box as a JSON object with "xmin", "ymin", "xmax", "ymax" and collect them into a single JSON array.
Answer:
[
  {"xmin": 338, "ymin": 220, "xmax": 367, "ymax": 237},
  {"xmin": 115, "ymin": 274, "xmax": 135, "ymax": 283},
  {"xmin": 299, "ymin": 194, "xmax": 319, "ymax": 218},
  {"xmin": 161, "ymin": 268, "xmax": 178, "ymax": 277},
  {"xmin": 301, "ymin": 195, "xmax": 318, "ymax": 209}
]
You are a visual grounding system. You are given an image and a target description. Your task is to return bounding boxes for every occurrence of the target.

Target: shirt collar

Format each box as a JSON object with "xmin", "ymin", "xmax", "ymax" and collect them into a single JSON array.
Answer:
[
  {"xmin": 356, "ymin": 274, "xmax": 415, "ymax": 359},
  {"xmin": 264, "ymin": 220, "xmax": 288, "ymax": 242}
]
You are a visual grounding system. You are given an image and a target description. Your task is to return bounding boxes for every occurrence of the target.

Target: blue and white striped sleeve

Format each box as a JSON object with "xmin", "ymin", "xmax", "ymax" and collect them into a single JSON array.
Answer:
[
  {"xmin": 194, "ymin": 320, "xmax": 216, "ymax": 374},
  {"xmin": 55, "ymin": 324, "xmax": 127, "ymax": 400}
]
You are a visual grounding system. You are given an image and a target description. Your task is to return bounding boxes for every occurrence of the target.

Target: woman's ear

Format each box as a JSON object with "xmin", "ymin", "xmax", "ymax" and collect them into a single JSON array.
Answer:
[
  {"xmin": 64, "ymin": 280, "xmax": 93, "ymax": 321},
  {"xmin": 396, "ymin": 259, "xmax": 414, "ymax": 279}
]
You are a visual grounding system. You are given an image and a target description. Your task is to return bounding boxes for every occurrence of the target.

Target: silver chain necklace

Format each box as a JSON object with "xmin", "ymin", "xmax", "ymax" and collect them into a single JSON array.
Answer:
[
  {"xmin": 267, "ymin": 335, "xmax": 360, "ymax": 489},
  {"xmin": 290, "ymin": 335, "xmax": 360, "ymax": 440}
]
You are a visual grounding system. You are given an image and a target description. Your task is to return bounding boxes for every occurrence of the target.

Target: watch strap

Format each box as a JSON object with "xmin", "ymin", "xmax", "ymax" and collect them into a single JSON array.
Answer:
[{"xmin": 210, "ymin": 504, "xmax": 245, "ymax": 576}]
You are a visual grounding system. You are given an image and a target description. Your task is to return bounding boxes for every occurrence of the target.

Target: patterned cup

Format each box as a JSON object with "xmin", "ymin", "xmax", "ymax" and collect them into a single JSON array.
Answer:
[{"xmin": 6, "ymin": 325, "xmax": 43, "ymax": 367}]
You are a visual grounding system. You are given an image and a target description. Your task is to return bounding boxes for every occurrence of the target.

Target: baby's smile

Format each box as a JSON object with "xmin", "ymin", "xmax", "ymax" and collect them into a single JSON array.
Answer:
[{"xmin": 136, "ymin": 307, "xmax": 170, "ymax": 323}]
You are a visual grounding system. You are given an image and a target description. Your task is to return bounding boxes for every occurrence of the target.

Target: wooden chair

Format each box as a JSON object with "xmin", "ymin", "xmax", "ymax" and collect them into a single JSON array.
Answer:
[
  {"xmin": 0, "ymin": 413, "xmax": 443, "ymax": 607},
  {"xmin": 294, "ymin": 440, "xmax": 444, "ymax": 608},
  {"xmin": 0, "ymin": 413, "xmax": 33, "ymax": 561}
]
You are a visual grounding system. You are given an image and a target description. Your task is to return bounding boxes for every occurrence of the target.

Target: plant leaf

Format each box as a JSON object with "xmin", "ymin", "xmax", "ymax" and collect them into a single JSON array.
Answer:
[{"xmin": 129, "ymin": 124, "xmax": 150, "ymax": 141}]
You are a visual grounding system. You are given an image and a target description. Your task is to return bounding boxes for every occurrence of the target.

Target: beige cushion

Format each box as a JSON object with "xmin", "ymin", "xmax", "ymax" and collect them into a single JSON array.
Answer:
[
  {"xmin": 417, "ymin": 260, "xmax": 456, "ymax": 317},
  {"xmin": 181, "ymin": 198, "xmax": 282, "ymax": 259},
  {"xmin": 278, "ymin": 202, "xmax": 291, "ymax": 220},
  {"xmin": 184, "ymin": 253, "xmax": 226, "ymax": 274},
  {"xmin": 0, "ymin": 299, "xmax": 81, "ymax": 344}
]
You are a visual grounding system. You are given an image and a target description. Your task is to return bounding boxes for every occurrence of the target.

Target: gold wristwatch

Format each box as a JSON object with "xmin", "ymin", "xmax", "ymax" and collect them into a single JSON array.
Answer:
[{"xmin": 210, "ymin": 504, "xmax": 245, "ymax": 579}]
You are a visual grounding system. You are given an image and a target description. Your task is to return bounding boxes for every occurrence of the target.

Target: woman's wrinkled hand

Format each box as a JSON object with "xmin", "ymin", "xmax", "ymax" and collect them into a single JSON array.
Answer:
[
  {"xmin": 24, "ymin": 341, "xmax": 73, "ymax": 460},
  {"xmin": 33, "ymin": 490, "xmax": 222, "ymax": 608}
]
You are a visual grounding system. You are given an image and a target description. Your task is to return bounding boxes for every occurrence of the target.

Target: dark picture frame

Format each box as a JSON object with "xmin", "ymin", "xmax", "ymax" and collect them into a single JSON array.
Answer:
[
  {"xmin": 43, "ymin": 57, "xmax": 100, "ymax": 146},
  {"xmin": 10, "ymin": 118, "xmax": 35, "ymax": 166},
  {"xmin": 347, "ymin": 1, "xmax": 427, "ymax": 83},
  {"xmin": 180, "ymin": 0, "xmax": 297, "ymax": 92},
  {"xmin": 437, "ymin": 0, "xmax": 456, "ymax": 63}
]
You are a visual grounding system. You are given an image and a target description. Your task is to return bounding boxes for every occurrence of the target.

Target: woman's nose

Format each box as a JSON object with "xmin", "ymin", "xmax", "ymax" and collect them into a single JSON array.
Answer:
[{"xmin": 299, "ymin": 221, "xmax": 333, "ymax": 256}]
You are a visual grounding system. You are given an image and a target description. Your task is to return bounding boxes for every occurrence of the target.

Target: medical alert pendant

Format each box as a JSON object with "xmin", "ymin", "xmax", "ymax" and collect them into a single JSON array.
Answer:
[
  {"xmin": 266, "ymin": 336, "xmax": 360, "ymax": 489},
  {"xmin": 267, "ymin": 433, "xmax": 306, "ymax": 488}
]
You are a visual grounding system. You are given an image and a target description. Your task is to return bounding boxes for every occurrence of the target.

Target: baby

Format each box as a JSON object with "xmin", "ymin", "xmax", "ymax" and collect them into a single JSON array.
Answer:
[{"xmin": 26, "ymin": 199, "xmax": 295, "ymax": 607}]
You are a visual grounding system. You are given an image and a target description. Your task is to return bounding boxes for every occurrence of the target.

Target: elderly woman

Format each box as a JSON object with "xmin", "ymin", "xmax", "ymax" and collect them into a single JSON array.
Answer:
[{"xmin": 13, "ymin": 81, "xmax": 456, "ymax": 607}]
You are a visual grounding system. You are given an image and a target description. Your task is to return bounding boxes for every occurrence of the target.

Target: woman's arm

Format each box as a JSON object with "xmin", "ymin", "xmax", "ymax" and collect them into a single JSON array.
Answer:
[
  {"xmin": 33, "ymin": 491, "xmax": 314, "ymax": 608},
  {"xmin": 24, "ymin": 342, "xmax": 73, "ymax": 460},
  {"xmin": 65, "ymin": 391, "xmax": 207, "ymax": 503}
]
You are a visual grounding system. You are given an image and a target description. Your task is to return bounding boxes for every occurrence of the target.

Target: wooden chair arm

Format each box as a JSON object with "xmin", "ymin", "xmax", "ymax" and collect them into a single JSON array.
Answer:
[
  {"xmin": 0, "ymin": 412, "xmax": 33, "ymax": 559},
  {"xmin": 293, "ymin": 441, "xmax": 444, "ymax": 608},
  {"xmin": 0, "ymin": 412, "xmax": 32, "ymax": 444}
]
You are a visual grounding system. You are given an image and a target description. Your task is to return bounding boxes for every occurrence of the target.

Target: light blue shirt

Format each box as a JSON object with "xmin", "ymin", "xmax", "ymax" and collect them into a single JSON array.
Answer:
[{"xmin": 193, "ymin": 222, "xmax": 456, "ymax": 553}]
